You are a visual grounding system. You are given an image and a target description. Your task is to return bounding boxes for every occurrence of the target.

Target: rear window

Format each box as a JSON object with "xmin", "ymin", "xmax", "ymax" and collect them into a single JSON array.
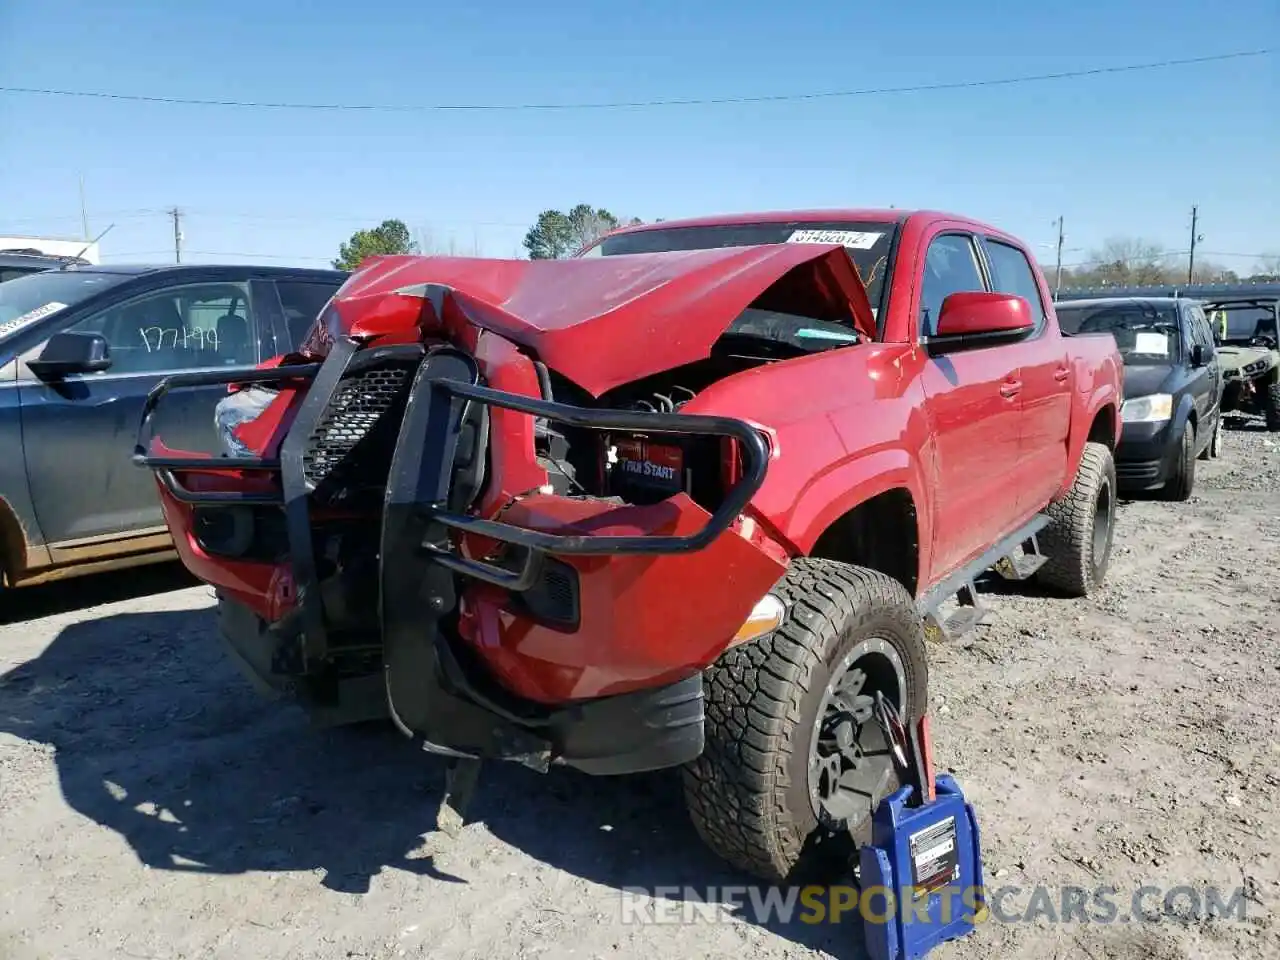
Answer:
[
  {"xmin": 1055, "ymin": 302, "xmax": 1181, "ymax": 363},
  {"xmin": 580, "ymin": 221, "xmax": 898, "ymax": 320},
  {"xmin": 0, "ymin": 270, "xmax": 130, "ymax": 341}
]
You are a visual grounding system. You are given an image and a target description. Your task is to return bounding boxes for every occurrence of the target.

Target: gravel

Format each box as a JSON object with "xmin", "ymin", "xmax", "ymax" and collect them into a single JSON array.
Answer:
[{"xmin": 1, "ymin": 416, "xmax": 1277, "ymax": 960}]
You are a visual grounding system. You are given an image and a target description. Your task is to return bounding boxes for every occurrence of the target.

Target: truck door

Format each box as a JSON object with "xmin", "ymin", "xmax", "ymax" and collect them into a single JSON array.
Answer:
[
  {"xmin": 916, "ymin": 231, "xmax": 1024, "ymax": 580},
  {"xmin": 977, "ymin": 237, "xmax": 1071, "ymax": 518}
]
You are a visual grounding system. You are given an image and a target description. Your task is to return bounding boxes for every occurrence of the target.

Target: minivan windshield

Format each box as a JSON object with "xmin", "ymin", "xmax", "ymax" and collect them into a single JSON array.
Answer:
[
  {"xmin": 579, "ymin": 221, "xmax": 897, "ymax": 321},
  {"xmin": 0, "ymin": 270, "xmax": 129, "ymax": 340},
  {"xmin": 1055, "ymin": 301, "xmax": 1181, "ymax": 364}
]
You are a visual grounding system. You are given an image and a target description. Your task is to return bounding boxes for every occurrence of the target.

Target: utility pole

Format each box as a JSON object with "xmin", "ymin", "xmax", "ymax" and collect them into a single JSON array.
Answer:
[
  {"xmin": 170, "ymin": 207, "xmax": 183, "ymax": 264},
  {"xmin": 1053, "ymin": 216, "xmax": 1065, "ymax": 298},
  {"xmin": 78, "ymin": 175, "xmax": 90, "ymax": 240},
  {"xmin": 1187, "ymin": 205, "xmax": 1202, "ymax": 284}
]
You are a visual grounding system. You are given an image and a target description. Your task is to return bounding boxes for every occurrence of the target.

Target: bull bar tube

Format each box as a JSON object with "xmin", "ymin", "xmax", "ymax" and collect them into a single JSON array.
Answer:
[{"xmin": 132, "ymin": 336, "xmax": 772, "ymax": 771}]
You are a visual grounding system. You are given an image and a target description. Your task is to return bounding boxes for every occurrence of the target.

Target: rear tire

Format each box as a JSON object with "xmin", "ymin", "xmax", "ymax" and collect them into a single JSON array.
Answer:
[
  {"xmin": 1161, "ymin": 421, "xmax": 1196, "ymax": 501},
  {"xmin": 682, "ymin": 558, "xmax": 928, "ymax": 883},
  {"xmin": 1034, "ymin": 441, "xmax": 1117, "ymax": 597},
  {"xmin": 1199, "ymin": 417, "xmax": 1222, "ymax": 460},
  {"xmin": 1264, "ymin": 380, "xmax": 1280, "ymax": 432}
]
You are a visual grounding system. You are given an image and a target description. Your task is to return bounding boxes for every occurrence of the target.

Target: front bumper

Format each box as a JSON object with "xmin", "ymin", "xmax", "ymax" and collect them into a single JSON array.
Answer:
[
  {"xmin": 134, "ymin": 336, "xmax": 778, "ymax": 772},
  {"xmin": 1115, "ymin": 419, "xmax": 1176, "ymax": 490}
]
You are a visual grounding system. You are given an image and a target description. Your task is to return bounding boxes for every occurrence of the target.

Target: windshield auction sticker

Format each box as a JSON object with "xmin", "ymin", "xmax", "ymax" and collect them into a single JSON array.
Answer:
[
  {"xmin": 0, "ymin": 301, "xmax": 69, "ymax": 338},
  {"xmin": 1132, "ymin": 332, "xmax": 1170, "ymax": 356},
  {"xmin": 787, "ymin": 229, "xmax": 883, "ymax": 249}
]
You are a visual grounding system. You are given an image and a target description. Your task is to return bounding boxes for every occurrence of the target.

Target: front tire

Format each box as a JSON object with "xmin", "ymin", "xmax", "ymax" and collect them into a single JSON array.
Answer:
[
  {"xmin": 1161, "ymin": 421, "xmax": 1196, "ymax": 501},
  {"xmin": 682, "ymin": 559, "xmax": 928, "ymax": 883},
  {"xmin": 1264, "ymin": 379, "xmax": 1280, "ymax": 432},
  {"xmin": 1035, "ymin": 441, "xmax": 1117, "ymax": 597}
]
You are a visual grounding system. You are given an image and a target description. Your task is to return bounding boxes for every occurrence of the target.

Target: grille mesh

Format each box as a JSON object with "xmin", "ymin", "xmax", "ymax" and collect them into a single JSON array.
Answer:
[{"xmin": 302, "ymin": 364, "xmax": 415, "ymax": 491}]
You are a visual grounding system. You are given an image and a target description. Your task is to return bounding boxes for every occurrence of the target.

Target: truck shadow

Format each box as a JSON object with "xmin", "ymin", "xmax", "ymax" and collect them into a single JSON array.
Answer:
[{"xmin": 0, "ymin": 608, "xmax": 867, "ymax": 958}]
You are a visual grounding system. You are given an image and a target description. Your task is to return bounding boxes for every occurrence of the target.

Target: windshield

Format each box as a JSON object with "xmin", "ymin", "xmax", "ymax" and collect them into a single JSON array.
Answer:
[
  {"xmin": 580, "ymin": 220, "xmax": 897, "ymax": 321},
  {"xmin": 1203, "ymin": 302, "xmax": 1278, "ymax": 344},
  {"xmin": 1055, "ymin": 302, "xmax": 1181, "ymax": 364},
  {"xmin": 0, "ymin": 270, "xmax": 129, "ymax": 340}
]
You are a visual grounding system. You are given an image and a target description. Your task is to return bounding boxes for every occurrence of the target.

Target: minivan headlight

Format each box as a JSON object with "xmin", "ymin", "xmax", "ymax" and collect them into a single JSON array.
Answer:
[{"xmin": 1121, "ymin": 393, "xmax": 1173, "ymax": 423}]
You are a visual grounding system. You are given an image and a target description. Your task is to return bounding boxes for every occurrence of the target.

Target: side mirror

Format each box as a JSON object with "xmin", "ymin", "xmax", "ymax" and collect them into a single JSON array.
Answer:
[
  {"xmin": 28, "ymin": 332, "xmax": 112, "ymax": 380},
  {"xmin": 928, "ymin": 291, "xmax": 1035, "ymax": 354},
  {"xmin": 1190, "ymin": 343, "xmax": 1207, "ymax": 367}
]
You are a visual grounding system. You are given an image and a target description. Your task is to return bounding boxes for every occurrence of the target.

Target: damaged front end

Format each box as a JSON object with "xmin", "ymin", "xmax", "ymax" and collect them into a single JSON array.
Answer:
[{"xmin": 133, "ymin": 245, "xmax": 880, "ymax": 777}]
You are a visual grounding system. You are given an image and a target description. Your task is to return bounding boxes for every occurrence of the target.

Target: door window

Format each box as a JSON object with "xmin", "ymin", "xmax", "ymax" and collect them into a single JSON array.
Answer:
[
  {"xmin": 1190, "ymin": 307, "xmax": 1214, "ymax": 351},
  {"xmin": 920, "ymin": 234, "xmax": 987, "ymax": 337},
  {"xmin": 60, "ymin": 282, "xmax": 259, "ymax": 375},
  {"xmin": 983, "ymin": 239, "xmax": 1047, "ymax": 333},
  {"xmin": 276, "ymin": 280, "xmax": 342, "ymax": 350}
]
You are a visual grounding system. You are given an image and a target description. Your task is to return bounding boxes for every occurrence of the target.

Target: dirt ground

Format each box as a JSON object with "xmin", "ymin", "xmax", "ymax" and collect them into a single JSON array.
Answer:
[{"xmin": 2, "ymin": 418, "xmax": 1277, "ymax": 960}]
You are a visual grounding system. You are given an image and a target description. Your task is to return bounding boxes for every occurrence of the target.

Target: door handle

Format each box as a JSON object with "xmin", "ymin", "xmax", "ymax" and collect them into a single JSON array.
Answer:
[
  {"xmin": 1053, "ymin": 367, "xmax": 1070, "ymax": 382},
  {"xmin": 1000, "ymin": 380, "xmax": 1022, "ymax": 399}
]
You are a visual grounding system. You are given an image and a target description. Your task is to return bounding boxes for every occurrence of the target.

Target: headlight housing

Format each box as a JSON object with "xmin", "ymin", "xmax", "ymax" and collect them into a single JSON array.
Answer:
[
  {"xmin": 213, "ymin": 386, "xmax": 278, "ymax": 457},
  {"xmin": 1121, "ymin": 393, "xmax": 1173, "ymax": 424}
]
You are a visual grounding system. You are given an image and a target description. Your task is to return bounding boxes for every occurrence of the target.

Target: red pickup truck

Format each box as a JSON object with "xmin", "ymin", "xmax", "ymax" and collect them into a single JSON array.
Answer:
[{"xmin": 134, "ymin": 208, "xmax": 1123, "ymax": 882}]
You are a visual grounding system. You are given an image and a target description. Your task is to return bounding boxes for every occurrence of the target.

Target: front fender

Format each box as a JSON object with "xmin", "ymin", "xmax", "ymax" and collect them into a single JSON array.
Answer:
[
  {"xmin": 1172, "ymin": 392, "xmax": 1200, "ymax": 437},
  {"xmin": 1060, "ymin": 356, "xmax": 1122, "ymax": 499},
  {"xmin": 769, "ymin": 445, "xmax": 929, "ymax": 568}
]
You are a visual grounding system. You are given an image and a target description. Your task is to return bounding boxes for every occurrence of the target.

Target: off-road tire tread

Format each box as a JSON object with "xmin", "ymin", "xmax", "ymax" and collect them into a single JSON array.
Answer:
[
  {"xmin": 681, "ymin": 558, "xmax": 926, "ymax": 882},
  {"xmin": 1035, "ymin": 441, "xmax": 1115, "ymax": 597},
  {"xmin": 1264, "ymin": 380, "xmax": 1280, "ymax": 432}
]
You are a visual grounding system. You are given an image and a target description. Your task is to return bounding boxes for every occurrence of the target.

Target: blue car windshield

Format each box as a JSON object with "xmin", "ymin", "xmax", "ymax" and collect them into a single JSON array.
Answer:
[{"xmin": 0, "ymin": 270, "xmax": 129, "ymax": 341}]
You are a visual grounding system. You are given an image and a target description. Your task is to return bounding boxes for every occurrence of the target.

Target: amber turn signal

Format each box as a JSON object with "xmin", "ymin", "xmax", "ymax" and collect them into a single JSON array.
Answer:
[{"xmin": 728, "ymin": 593, "xmax": 787, "ymax": 647}]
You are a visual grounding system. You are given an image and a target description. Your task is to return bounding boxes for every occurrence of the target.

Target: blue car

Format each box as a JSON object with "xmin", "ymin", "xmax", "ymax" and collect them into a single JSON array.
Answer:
[{"xmin": 0, "ymin": 262, "xmax": 345, "ymax": 594}]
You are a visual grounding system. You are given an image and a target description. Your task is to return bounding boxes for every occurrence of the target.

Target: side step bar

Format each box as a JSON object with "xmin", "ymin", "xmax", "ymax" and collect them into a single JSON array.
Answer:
[{"xmin": 917, "ymin": 515, "xmax": 1050, "ymax": 643}]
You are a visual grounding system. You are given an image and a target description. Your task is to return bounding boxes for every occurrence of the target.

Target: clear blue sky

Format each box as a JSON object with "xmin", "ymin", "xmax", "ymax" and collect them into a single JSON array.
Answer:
[{"xmin": 1, "ymin": 0, "xmax": 1276, "ymax": 272}]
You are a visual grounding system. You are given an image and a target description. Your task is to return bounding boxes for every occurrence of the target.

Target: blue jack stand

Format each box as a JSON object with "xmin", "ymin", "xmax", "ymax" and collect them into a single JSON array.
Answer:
[{"xmin": 857, "ymin": 706, "xmax": 984, "ymax": 960}]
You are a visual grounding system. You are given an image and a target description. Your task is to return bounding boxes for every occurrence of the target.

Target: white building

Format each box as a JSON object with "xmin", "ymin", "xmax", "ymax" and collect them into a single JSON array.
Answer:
[{"xmin": 0, "ymin": 235, "xmax": 101, "ymax": 264}]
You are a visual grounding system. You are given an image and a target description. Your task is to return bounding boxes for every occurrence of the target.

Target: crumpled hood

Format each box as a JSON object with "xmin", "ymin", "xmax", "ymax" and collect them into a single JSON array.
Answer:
[{"xmin": 309, "ymin": 244, "xmax": 875, "ymax": 396}]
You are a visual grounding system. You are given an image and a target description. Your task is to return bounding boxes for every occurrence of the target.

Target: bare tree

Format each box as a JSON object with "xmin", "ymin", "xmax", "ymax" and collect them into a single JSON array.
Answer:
[
  {"xmin": 1249, "ymin": 253, "xmax": 1280, "ymax": 281},
  {"xmin": 1088, "ymin": 237, "xmax": 1172, "ymax": 286}
]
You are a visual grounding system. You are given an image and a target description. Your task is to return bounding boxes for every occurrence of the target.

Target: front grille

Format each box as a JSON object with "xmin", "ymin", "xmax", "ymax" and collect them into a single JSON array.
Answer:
[{"xmin": 302, "ymin": 363, "xmax": 416, "ymax": 495}]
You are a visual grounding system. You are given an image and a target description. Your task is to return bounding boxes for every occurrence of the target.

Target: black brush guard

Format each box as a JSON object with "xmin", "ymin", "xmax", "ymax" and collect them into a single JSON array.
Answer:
[{"xmin": 133, "ymin": 336, "xmax": 771, "ymax": 770}]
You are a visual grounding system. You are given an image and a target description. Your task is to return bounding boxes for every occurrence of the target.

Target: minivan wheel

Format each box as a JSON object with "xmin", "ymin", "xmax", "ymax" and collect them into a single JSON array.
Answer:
[
  {"xmin": 1200, "ymin": 417, "xmax": 1222, "ymax": 460},
  {"xmin": 1161, "ymin": 422, "xmax": 1196, "ymax": 501}
]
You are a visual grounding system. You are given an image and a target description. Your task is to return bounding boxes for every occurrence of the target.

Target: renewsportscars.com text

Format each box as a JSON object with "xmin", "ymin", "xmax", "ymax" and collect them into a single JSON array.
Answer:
[{"xmin": 618, "ymin": 884, "xmax": 1252, "ymax": 926}]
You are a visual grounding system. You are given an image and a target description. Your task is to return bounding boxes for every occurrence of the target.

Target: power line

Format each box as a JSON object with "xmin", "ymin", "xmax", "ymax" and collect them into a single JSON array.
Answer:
[
  {"xmin": 0, "ymin": 49, "xmax": 1270, "ymax": 113},
  {"xmin": 1057, "ymin": 249, "xmax": 1275, "ymax": 269},
  {"xmin": 0, "ymin": 208, "xmax": 164, "ymax": 228},
  {"xmin": 182, "ymin": 210, "xmax": 531, "ymax": 228}
]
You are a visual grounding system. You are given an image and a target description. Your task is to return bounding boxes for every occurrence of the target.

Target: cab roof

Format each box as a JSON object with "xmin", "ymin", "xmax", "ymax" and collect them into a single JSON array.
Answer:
[{"xmin": 604, "ymin": 208, "xmax": 1001, "ymax": 237}]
